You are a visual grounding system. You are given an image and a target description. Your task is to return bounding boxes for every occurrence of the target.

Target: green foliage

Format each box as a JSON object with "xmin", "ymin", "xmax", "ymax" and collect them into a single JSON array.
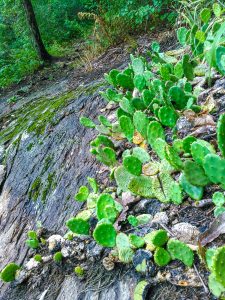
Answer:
[
  {"xmin": 26, "ymin": 230, "xmax": 39, "ymax": 249},
  {"xmin": 217, "ymin": 113, "xmax": 225, "ymax": 157},
  {"xmin": 128, "ymin": 175, "xmax": 154, "ymax": 198},
  {"xmin": 0, "ymin": 263, "xmax": 20, "ymax": 282},
  {"xmin": 158, "ymin": 106, "xmax": 178, "ymax": 128},
  {"xmin": 212, "ymin": 246, "xmax": 225, "ymax": 287},
  {"xmin": 66, "ymin": 217, "xmax": 90, "ymax": 235},
  {"xmin": 114, "ymin": 166, "xmax": 135, "ymax": 192},
  {"xmin": 164, "ymin": 144, "xmax": 184, "ymax": 170},
  {"xmin": 179, "ymin": 173, "xmax": 203, "ymax": 201},
  {"xmin": 96, "ymin": 193, "xmax": 119, "ymax": 222},
  {"xmin": 93, "ymin": 220, "xmax": 116, "ymax": 247},
  {"xmin": 74, "ymin": 266, "xmax": 84, "ymax": 276},
  {"xmin": 119, "ymin": 116, "xmax": 134, "ymax": 141},
  {"xmin": 80, "ymin": 116, "xmax": 96, "ymax": 128},
  {"xmin": 203, "ymin": 154, "xmax": 225, "ymax": 185},
  {"xmin": 154, "ymin": 247, "xmax": 171, "ymax": 266},
  {"xmin": 123, "ymin": 155, "xmax": 142, "ymax": 176},
  {"xmin": 128, "ymin": 215, "xmax": 139, "ymax": 227},
  {"xmin": 191, "ymin": 140, "xmax": 215, "ymax": 166},
  {"xmin": 133, "ymin": 111, "xmax": 149, "ymax": 139},
  {"xmin": 134, "ymin": 280, "xmax": 149, "ymax": 300},
  {"xmin": 147, "ymin": 121, "xmax": 165, "ymax": 151},
  {"xmin": 129, "ymin": 234, "xmax": 145, "ymax": 249},
  {"xmin": 53, "ymin": 251, "xmax": 63, "ymax": 262},
  {"xmin": 34, "ymin": 254, "xmax": 42, "ymax": 262},
  {"xmin": 184, "ymin": 160, "xmax": 210, "ymax": 187},
  {"xmin": 167, "ymin": 239, "xmax": 194, "ymax": 267},
  {"xmin": 75, "ymin": 186, "xmax": 89, "ymax": 202},
  {"xmin": 144, "ymin": 230, "xmax": 168, "ymax": 247},
  {"xmin": 116, "ymin": 233, "xmax": 134, "ymax": 263}
]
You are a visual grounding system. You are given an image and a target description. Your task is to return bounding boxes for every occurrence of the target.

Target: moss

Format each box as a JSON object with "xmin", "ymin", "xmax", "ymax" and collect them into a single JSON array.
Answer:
[
  {"xmin": 41, "ymin": 172, "xmax": 56, "ymax": 203},
  {"xmin": 0, "ymin": 81, "xmax": 105, "ymax": 145},
  {"xmin": 29, "ymin": 177, "xmax": 42, "ymax": 201}
]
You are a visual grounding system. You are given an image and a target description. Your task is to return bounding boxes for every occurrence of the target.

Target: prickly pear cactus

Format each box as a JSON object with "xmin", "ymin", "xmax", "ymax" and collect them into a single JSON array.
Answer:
[
  {"xmin": 169, "ymin": 86, "xmax": 187, "ymax": 110},
  {"xmin": 0, "ymin": 263, "xmax": 20, "ymax": 282},
  {"xmin": 179, "ymin": 173, "xmax": 203, "ymax": 201},
  {"xmin": 128, "ymin": 175, "xmax": 154, "ymax": 198},
  {"xmin": 93, "ymin": 220, "xmax": 116, "ymax": 247},
  {"xmin": 96, "ymin": 194, "xmax": 116, "ymax": 221},
  {"xmin": 216, "ymin": 46, "xmax": 225, "ymax": 75},
  {"xmin": 212, "ymin": 246, "xmax": 225, "ymax": 287},
  {"xmin": 114, "ymin": 166, "xmax": 135, "ymax": 192},
  {"xmin": 133, "ymin": 147, "xmax": 150, "ymax": 163},
  {"xmin": 144, "ymin": 230, "xmax": 168, "ymax": 247},
  {"xmin": 116, "ymin": 233, "xmax": 134, "ymax": 263},
  {"xmin": 191, "ymin": 140, "xmax": 215, "ymax": 166},
  {"xmin": 132, "ymin": 57, "xmax": 145, "ymax": 75},
  {"xmin": 129, "ymin": 234, "xmax": 145, "ymax": 249},
  {"xmin": 116, "ymin": 73, "xmax": 134, "ymax": 90},
  {"xmin": 75, "ymin": 185, "xmax": 89, "ymax": 202},
  {"xmin": 217, "ymin": 113, "xmax": 225, "ymax": 157},
  {"xmin": 134, "ymin": 75, "xmax": 146, "ymax": 91},
  {"xmin": 212, "ymin": 192, "xmax": 225, "ymax": 207},
  {"xmin": 147, "ymin": 121, "xmax": 165, "ymax": 150},
  {"xmin": 66, "ymin": 217, "xmax": 90, "ymax": 235},
  {"xmin": 183, "ymin": 136, "xmax": 197, "ymax": 153},
  {"xmin": 167, "ymin": 239, "xmax": 194, "ymax": 267},
  {"xmin": 133, "ymin": 111, "xmax": 149, "ymax": 139},
  {"xmin": 154, "ymin": 247, "xmax": 171, "ymax": 267},
  {"xmin": 119, "ymin": 115, "xmax": 134, "ymax": 141},
  {"xmin": 203, "ymin": 154, "xmax": 225, "ymax": 185},
  {"xmin": 158, "ymin": 106, "xmax": 178, "ymax": 128},
  {"xmin": 184, "ymin": 160, "xmax": 210, "ymax": 186},
  {"xmin": 165, "ymin": 144, "xmax": 184, "ymax": 170},
  {"xmin": 120, "ymin": 97, "xmax": 135, "ymax": 115},
  {"xmin": 105, "ymin": 69, "xmax": 120, "ymax": 87},
  {"xmin": 123, "ymin": 155, "xmax": 142, "ymax": 176}
]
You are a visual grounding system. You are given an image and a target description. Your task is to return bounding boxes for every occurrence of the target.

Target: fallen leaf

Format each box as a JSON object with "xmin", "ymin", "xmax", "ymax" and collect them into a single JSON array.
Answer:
[{"xmin": 133, "ymin": 131, "xmax": 144, "ymax": 145}]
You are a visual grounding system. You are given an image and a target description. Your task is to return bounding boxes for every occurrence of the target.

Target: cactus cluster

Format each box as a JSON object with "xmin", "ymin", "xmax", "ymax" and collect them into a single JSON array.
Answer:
[{"xmin": 212, "ymin": 192, "xmax": 225, "ymax": 217}]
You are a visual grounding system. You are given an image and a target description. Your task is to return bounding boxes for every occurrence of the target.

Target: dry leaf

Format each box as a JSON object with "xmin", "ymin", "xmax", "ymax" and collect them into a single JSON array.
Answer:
[
  {"xmin": 142, "ymin": 162, "xmax": 159, "ymax": 176},
  {"xmin": 133, "ymin": 131, "xmax": 144, "ymax": 145}
]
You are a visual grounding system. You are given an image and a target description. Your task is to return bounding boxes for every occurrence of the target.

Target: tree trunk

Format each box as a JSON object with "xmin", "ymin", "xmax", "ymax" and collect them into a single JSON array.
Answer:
[{"xmin": 22, "ymin": 0, "xmax": 52, "ymax": 62}]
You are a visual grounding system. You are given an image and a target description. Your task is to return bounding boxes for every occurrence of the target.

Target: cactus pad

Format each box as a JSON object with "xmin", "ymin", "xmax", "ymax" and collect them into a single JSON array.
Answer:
[
  {"xmin": 216, "ymin": 46, "xmax": 225, "ymax": 75},
  {"xmin": 203, "ymin": 154, "xmax": 225, "ymax": 185},
  {"xmin": 184, "ymin": 160, "xmax": 210, "ymax": 186},
  {"xmin": 96, "ymin": 147, "xmax": 117, "ymax": 167},
  {"xmin": 191, "ymin": 140, "xmax": 215, "ymax": 166},
  {"xmin": 128, "ymin": 175, "xmax": 154, "ymax": 198},
  {"xmin": 167, "ymin": 239, "xmax": 194, "ymax": 267},
  {"xmin": 217, "ymin": 113, "xmax": 225, "ymax": 157},
  {"xmin": 165, "ymin": 144, "xmax": 184, "ymax": 170},
  {"xmin": 79, "ymin": 116, "xmax": 95, "ymax": 128},
  {"xmin": 212, "ymin": 246, "xmax": 225, "ymax": 287},
  {"xmin": 133, "ymin": 147, "xmax": 150, "ymax": 163},
  {"xmin": 123, "ymin": 155, "xmax": 142, "ymax": 176},
  {"xmin": 129, "ymin": 234, "xmax": 145, "ymax": 249},
  {"xmin": 147, "ymin": 121, "xmax": 165, "ymax": 150},
  {"xmin": 183, "ymin": 136, "xmax": 197, "ymax": 153},
  {"xmin": 119, "ymin": 116, "xmax": 134, "ymax": 141},
  {"xmin": 212, "ymin": 192, "xmax": 225, "ymax": 207},
  {"xmin": 133, "ymin": 111, "xmax": 149, "ymax": 139},
  {"xmin": 66, "ymin": 217, "xmax": 90, "ymax": 235},
  {"xmin": 144, "ymin": 230, "xmax": 168, "ymax": 247},
  {"xmin": 179, "ymin": 173, "xmax": 203, "ymax": 201},
  {"xmin": 116, "ymin": 73, "xmax": 134, "ymax": 90},
  {"xmin": 169, "ymin": 86, "xmax": 187, "ymax": 110},
  {"xmin": 114, "ymin": 166, "xmax": 135, "ymax": 192},
  {"xmin": 158, "ymin": 106, "xmax": 178, "ymax": 128},
  {"xmin": 0, "ymin": 263, "xmax": 20, "ymax": 282},
  {"xmin": 132, "ymin": 58, "xmax": 144, "ymax": 75},
  {"xmin": 96, "ymin": 194, "xmax": 115, "ymax": 220},
  {"xmin": 154, "ymin": 247, "xmax": 171, "ymax": 267},
  {"xmin": 74, "ymin": 186, "xmax": 89, "ymax": 202},
  {"xmin": 93, "ymin": 220, "xmax": 116, "ymax": 247}
]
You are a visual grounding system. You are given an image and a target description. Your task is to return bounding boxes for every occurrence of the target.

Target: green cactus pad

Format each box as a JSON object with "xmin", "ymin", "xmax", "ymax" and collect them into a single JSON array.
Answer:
[
  {"xmin": 123, "ymin": 155, "xmax": 142, "ymax": 176},
  {"xmin": 191, "ymin": 140, "xmax": 215, "ymax": 166},
  {"xmin": 183, "ymin": 136, "xmax": 197, "ymax": 153},
  {"xmin": 74, "ymin": 186, "xmax": 89, "ymax": 202},
  {"xmin": 158, "ymin": 106, "xmax": 178, "ymax": 128},
  {"xmin": 79, "ymin": 116, "xmax": 95, "ymax": 128},
  {"xmin": 142, "ymin": 89, "xmax": 155, "ymax": 107},
  {"xmin": 118, "ymin": 248, "xmax": 134, "ymax": 263},
  {"xmin": 87, "ymin": 177, "xmax": 99, "ymax": 194},
  {"xmin": 133, "ymin": 111, "xmax": 149, "ymax": 139},
  {"xmin": 154, "ymin": 247, "xmax": 171, "ymax": 267},
  {"xmin": 128, "ymin": 175, "xmax": 154, "ymax": 198},
  {"xmin": 214, "ymin": 206, "xmax": 225, "ymax": 217},
  {"xmin": 216, "ymin": 46, "xmax": 225, "ymax": 75},
  {"xmin": 179, "ymin": 173, "xmax": 203, "ymax": 201},
  {"xmin": 53, "ymin": 251, "xmax": 63, "ymax": 262},
  {"xmin": 134, "ymin": 75, "xmax": 146, "ymax": 91},
  {"xmin": 184, "ymin": 160, "xmax": 210, "ymax": 186},
  {"xmin": 96, "ymin": 194, "xmax": 115, "ymax": 220},
  {"xmin": 129, "ymin": 234, "xmax": 145, "ymax": 249},
  {"xmin": 132, "ymin": 58, "xmax": 145, "ymax": 75},
  {"xmin": 120, "ymin": 97, "xmax": 135, "ymax": 115},
  {"xmin": 147, "ymin": 121, "xmax": 165, "ymax": 150},
  {"xmin": 105, "ymin": 69, "xmax": 120, "ymax": 86},
  {"xmin": 203, "ymin": 154, "xmax": 225, "ymax": 185},
  {"xmin": 93, "ymin": 220, "xmax": 116, "ymax": 247},
  {"xmin": 92, "ymin": 135, "xmax": 114, "ymax": 149},
  {"xmin": 116, "ymin": 233, "xmax": 130, "ymax": 249},
  {"xmin": 144, "ymin": 230, "xmax": 168, "ymax": 247},
  {"xmin": 114, "ymin": 166, "xmax": 135, "ymax": 192},
  {"xmin": 217, "ymin": 113, "xmax": 225, "ymax": 157},
  {"xmin": 66, "ymin": 218, "xmax": 90, "ymax": 235},
  {"xmin": 0, "ymin": 263, "xmax": 20, "ymax": 282},
  {"xmin": 119, "ymin": 116, "xmax": 134, "ymax": 141},
  {"xmin": 212, "ymin": 246, "xmax": 225, "ymax": 287},
  {"xmin": 136, "ymin": 214, "xmax": 152, "ymax": 225},
  {"xmin": 154, "ymin": 138, "xmax": 167, "ymax": 160},
  {"xmin": 165, "ymin": 144, "xmax": 184, "ymax": 170},
  {"xmin": 132, "ymin": 97, "xmax": 146, "ymax": 111},
  {"xmin": 169, "ymin": 86, "xmax": 187, "ymax": 110},
  {"xmin": 128, "ymin": 215, "xmax": 139, "ymax": 226},
  {"xmin": 212, "ymin": 192, "xmax": 225, "ymax": 207},
  {"xmin": 208, "ymin": 273, "xmax": 225, "ymax": 298},
  {"xmin": 116, "ymin": 73, "xmax": 134, "ymax": 90},
  {"xmin": 182, "ymin": 54, "xmax": 194, "ymax": 81},
  {"xmin": 167, "ymin": 239, "xmax": 194, "ymax": 267},
  {"xmin": 96, "ymin": 147, "xmax": 117, "ymax": 167},
  {"xmin": 133, "ymin": 147, "xmax": 150, "ymax": 163}
]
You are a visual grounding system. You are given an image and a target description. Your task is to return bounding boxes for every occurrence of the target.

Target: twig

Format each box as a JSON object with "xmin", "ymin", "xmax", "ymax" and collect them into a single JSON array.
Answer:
[
  {"xmin": 193, "ymin": 263, "xmax": 209, "ymax": 294},
  {"xmin": 159, "ymin": 223, "xmax": 175, "ymax": 237}
]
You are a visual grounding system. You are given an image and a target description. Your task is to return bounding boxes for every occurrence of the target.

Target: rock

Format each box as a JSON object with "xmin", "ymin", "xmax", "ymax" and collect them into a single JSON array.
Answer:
[
  {"xmin": 25, "ymin": 258, "xmax": 39, "ymax": 271},
  {"xmin": 176, "ymin": 117, "xmax": 192, "ymax": 137},
  {"xmin": 86, "ymin": 241, "xmax": 103, "ymax": 259},
  {"xmin": 47, "ymin": 235, "xmax": 64, "ymax": 252},
  {"xmin": 0, "ymin": 146, "xmax": 4, "ymax": 163},
  {"xmin": 42, "ymin": 255, "xmax": 52, "ymax": 263},
  {"xmin": 152, "ymin": 212, "xmax": 169, "ymax": 225},
  {"xmin": 102, "ymin": 256, "xmax": 115, "ymax": 271},
  {"xmin": 171, "ymin": 222, "xmax": 200, "ymax": 244},
  {"xmin": 15, "ymin": 269, "xmax": 30, "ymax": 284},
  {"xmin": 0, "ymin": 165, "xmax": 6, "ymax": 185},
  {"xmin": 133, "ymin": 249, "xmax": 152, "ymax": 268}
]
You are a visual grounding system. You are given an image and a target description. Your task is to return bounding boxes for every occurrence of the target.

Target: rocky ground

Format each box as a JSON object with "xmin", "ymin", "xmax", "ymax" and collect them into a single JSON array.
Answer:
[{"xmin": 0, "ymin": 31, "xmax": 222, "ymax": 300}]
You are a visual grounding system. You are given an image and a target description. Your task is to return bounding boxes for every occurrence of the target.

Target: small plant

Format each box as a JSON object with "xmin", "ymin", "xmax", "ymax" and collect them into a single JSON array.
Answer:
[
  {"xmin": 167, "ymin": 239, "xmax": 194, "ymax": 267},
  {"xmin": 93, "ymin": 220, "xmax": 116, "ymax": 247},
  {"xmin": 0, "ymin": 263, "xmax": 20, "ymax": 282},
  {"xmin": 53, "ymin": 251, "xmax": 63, "ymax": 262},
  {"xmin": 66, "ymin": 217, "xmax": 90, "ymax": 235},
  {"xmin": 34, "ymin": 254, "xmax": 42, "ymax": 262},
  {"xmin": 154, "ymin": 247, "xmax": 171, "ymax": 267},
  {"xmin": 26, "ymin": 230, "xmax": 39, "ymax": 249},
  {"xmin": 74, "ymin": 266, "xmax": 84, "ymax": 277},
  {"xmin": 212, "ymin": 192, "xmax": 225, "ymax": 217},
  {"xmin": 144, "ymin": 230, "xmax": 168, "ymax": 248}
]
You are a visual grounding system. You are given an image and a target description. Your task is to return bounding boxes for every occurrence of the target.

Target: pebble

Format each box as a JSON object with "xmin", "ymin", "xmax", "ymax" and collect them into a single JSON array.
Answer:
[
  {"xmin": 25, "ymin": 258, "xmax": 39, "ymax": 270},
  {"xmin": 172, "ymin": 222, "xmax": 200, "ymax": 244},
  {"xmin": 152, "ymin": 212, "xmax": 169, "ymax": 225},
  {"xmin": 47, "ymin": 235, "xmax": 64, "ymax": 252}
]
